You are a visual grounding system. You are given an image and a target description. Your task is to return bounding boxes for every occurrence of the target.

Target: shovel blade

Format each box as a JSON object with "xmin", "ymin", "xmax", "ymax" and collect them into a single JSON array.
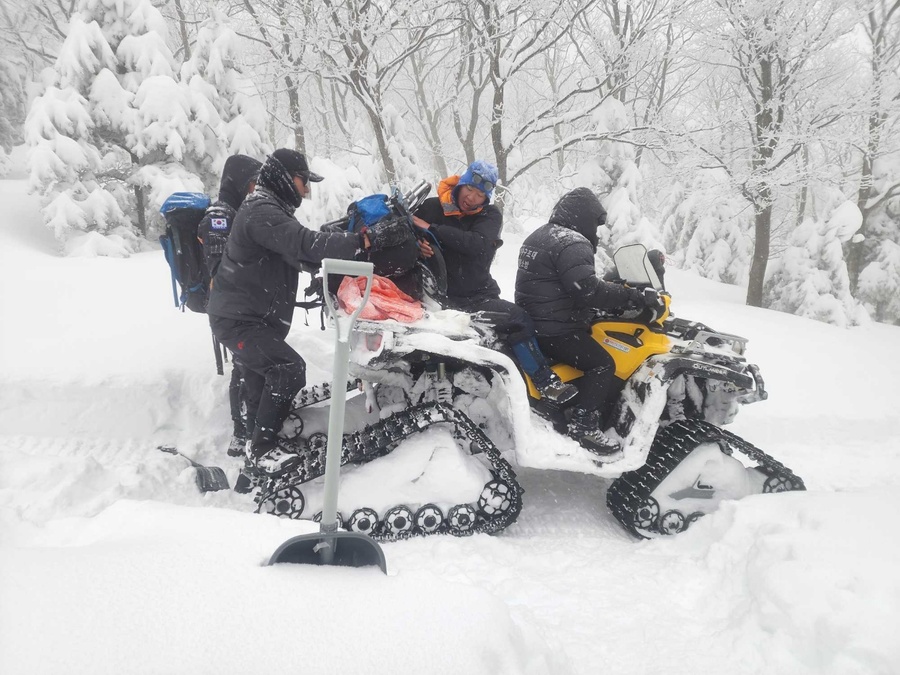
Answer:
[
  {"xmin": 194, "ymin": 467, "xmax": 230, "ymax": 492},
  {"xmin": 268, "ymin": 532, "xmax": 387, "ymax": 573},
  {"xmin": 159, "ymin": 446, "xmax": 230, "ymax": 493}
]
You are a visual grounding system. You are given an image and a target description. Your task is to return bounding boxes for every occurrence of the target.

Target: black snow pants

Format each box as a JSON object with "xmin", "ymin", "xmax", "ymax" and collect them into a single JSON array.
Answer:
[
  {"xmin": 450, "ymin": 295, "xmax": 536, "ymax": 345},
  {"xmin": 537, "ymin": 329, "xmax": 619, "ymax": 419},
  {"xmin": 210, "ymin": 317, "xmax": 306, "ymax": 444}
]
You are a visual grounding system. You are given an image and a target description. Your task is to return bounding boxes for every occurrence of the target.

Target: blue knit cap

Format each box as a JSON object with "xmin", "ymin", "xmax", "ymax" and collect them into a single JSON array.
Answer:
[{"xmin": 458, "ymin": 160, "xmax": 499, "ymax": 201}]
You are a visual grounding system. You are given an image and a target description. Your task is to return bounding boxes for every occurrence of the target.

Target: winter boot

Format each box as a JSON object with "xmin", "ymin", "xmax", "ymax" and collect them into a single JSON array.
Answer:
[
  {"xmin": 566, "ymin": 408, "xmax": 621, "ymax": 456},
  {"xmin": 227, "ymin": 421, "xmax": 248, "ymax": 458},
  {"xmin": 531, "ymin": 366, "xmax": 578, "ymax": 404},
  {"xmin": 247, "ymin": 378, "xmax": 304, "ymax": 476},
  {"xmin": 245, "ymin": 425, "xmax": 302, "ymax": 477},
  {"xmin": 245, "ymin": 438, "xmax": 302, "ymax": 477},
  {"xmin": 227, "ymin": 434, "xmax": 248, "ymax": 458}
]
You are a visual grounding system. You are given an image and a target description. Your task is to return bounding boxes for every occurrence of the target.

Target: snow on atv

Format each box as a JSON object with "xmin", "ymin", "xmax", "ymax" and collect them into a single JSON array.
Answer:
[{"xmin": 241, "ymin": 184, "xmax": 805, "ymax": 540}]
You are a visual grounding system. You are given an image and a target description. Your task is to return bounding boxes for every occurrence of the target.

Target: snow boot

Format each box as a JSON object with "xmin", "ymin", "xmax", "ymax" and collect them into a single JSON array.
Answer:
[
  {"xmin": 246, "ymin": 439, "xmax": 302, "ymax": 477},
  {"xmin": 567, "ymin": 408, "xmax": 621, "ymax": 456},
  {"xmin": 246, "ymin": 380, "xmax": 304, "ymax": 475},
  {"xmin": 245, "ymin": 423, "xmax": 302, "ymax": 477},
  {"xmin": 227, "ymin": 421, "xmax": 248, "ymax": 458},
  {"xmin": 531, "ymin": 367, "xmax": 578, "ymax": 404},
  {"xmin": 227, "ymin": 434, "xmax": 248, "ymax": 458}
]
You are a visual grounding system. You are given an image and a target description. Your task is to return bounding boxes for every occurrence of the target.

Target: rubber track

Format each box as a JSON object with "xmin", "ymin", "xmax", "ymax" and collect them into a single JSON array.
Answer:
[
  {"xmin": 293, "ymin": 379, "xmax": 358, "ymax": 409},
  {"xmin": 605, "ymin": 418, "xmax": 805, "ymax": 538},
  {"xmin": 254, "ymin": 401, "xmax": 524, "ymax": 542}
]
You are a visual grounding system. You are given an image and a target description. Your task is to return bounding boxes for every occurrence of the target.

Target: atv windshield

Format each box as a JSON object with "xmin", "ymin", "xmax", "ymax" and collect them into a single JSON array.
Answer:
[{"xmin": 613, "ymin": 244, "xmax": 662, "ymax": 290}]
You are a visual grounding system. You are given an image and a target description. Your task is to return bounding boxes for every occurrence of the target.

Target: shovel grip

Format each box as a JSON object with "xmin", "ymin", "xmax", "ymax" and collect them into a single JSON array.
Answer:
[{"xmin": 321, "ymin": 259, "xmax": 374, "ymax": 342}]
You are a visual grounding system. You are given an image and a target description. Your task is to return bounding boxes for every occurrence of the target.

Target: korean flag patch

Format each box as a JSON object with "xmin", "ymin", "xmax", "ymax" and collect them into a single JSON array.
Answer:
[{"xmin": 211, "ymin": 218, "xmax": 228, "ymax": 231}]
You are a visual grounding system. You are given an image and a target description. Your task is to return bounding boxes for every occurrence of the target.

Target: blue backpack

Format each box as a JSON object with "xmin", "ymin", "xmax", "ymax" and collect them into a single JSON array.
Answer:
[
  {"xmin": 347, "ymin": 194, "xmax": 392, "ymax": 232},
  {"xmin": 159, "ymin": 192, "xmax": 211, "ymax": 313}
]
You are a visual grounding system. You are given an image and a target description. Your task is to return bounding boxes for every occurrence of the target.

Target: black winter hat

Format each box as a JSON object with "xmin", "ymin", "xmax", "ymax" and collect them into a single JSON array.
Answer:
[
  {"xmin": 271, "ymin": 149, "xmax": 323, "ymax": 183},
  {"xmin": 257, "ymin": 149, "xmax": 323, "ymax": 209}
]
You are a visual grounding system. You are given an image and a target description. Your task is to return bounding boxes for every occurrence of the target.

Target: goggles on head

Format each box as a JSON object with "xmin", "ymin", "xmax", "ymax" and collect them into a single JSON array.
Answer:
[{"xmin": 470, "ymin": 172, "xmax": 496, "ymax": 193}]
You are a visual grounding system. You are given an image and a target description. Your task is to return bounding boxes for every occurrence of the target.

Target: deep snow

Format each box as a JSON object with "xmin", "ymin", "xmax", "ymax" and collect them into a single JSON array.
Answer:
[{"xmin": 1, "ymin": 175, "xmax": 899, "ymax": 675}]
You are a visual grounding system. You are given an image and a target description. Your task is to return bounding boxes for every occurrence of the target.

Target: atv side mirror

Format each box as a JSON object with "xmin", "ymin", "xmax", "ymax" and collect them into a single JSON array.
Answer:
[{"xmin": 613, "ymin": 244, "xmax": 663, "ymax": 290}]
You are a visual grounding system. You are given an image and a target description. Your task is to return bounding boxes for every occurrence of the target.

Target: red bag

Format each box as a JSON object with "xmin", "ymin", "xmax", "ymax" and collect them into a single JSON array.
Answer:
[{"xmin": 337, "ymin": 274, "xmax": 424, "ymax": 323}]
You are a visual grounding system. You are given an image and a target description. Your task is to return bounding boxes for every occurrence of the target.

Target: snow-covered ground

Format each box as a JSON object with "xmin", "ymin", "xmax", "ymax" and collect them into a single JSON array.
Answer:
[{"xmin": 2, "ymin": 174, "xmax": 899, "ymax": 675}]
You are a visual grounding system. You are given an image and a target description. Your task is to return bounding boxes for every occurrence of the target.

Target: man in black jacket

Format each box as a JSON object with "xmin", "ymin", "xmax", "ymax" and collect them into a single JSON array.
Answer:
[
  {"xmin": 413, "ymin": 160, "xmax": 576, "ymax": 403},
  {"xmin": 515, "ymin": 187, "xmax": 663, "ymax": 454},
  {"xmin": 198, "ymin": 154, "xmax": 262, "ymax": 458},
  {"xmin": 208, "ymin": 149, "xmax": 384, "ymax": 475}
]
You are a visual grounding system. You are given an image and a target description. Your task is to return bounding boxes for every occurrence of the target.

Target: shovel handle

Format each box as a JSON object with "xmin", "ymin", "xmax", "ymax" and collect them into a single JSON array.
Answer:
[
  {"xmin": 318, "ymin": 259, "xmax": 374, "ymax": 554},
  {"xmin": 321, "ymin": 258, "xmax": 374, "ymax": 279}
]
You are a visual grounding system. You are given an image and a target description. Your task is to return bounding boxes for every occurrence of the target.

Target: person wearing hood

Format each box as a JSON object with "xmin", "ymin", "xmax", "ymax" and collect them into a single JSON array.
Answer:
[
  {"xmin": 198, "ymin": 154, "xmax": 262, "ymax": 459},
  {"xmin": 515, "ymin": 187, "xmax": 664, "ymax": 455},
  {"xmin": 199, "ymin": 154, "xmax": 263, "ymax": 279},
  {"xmin": 207, "ymin": 149, "xmax": 399, "ymax": 476},
  {"xmin": 413, "ymin": 160, "xmax": 577, "ymax": 404}
]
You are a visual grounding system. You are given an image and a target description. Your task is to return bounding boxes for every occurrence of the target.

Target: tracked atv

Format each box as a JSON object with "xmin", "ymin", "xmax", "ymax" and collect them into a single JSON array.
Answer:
[
  {"xmin": 239, "ymin": 183, "xmax": 524, "ymax": 541},
  {"xmin": 242, "ymin": 186, "xmax": 804, "ymax": 540},
  {"xmin": 520, "ymin": 244, "xmax": 806, "ymax": 537}
]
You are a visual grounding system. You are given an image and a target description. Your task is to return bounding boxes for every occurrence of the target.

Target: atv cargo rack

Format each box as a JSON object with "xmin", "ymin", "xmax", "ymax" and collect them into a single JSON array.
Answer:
[{"xmin": 665, "ymin": 318, "xmax": 748, "ymax": 356}]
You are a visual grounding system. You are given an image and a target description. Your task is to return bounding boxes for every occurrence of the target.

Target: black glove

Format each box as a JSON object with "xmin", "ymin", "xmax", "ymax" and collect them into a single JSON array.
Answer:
[
  {"xmin": 641, "ymin": 287, "xmax": 666, "ymax": 321},
  {"xmin": 365, "ymin": 218, "xmax": 411, "ymax": 252}
]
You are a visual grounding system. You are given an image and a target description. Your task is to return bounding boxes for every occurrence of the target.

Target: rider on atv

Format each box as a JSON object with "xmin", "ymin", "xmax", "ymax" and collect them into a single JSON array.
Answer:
[
  {"xmin": 515, "ymin": 187, "xmax": 666, "ymax": 454},
  {"xmin": 412, "ymin": 161, "xmax": 578, "ymax": 405}
]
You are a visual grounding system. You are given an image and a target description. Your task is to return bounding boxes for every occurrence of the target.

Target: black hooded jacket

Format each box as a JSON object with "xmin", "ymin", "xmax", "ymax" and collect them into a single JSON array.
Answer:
[
  {"xmin": 199, "ymin": 154, "xmax": 263, "ymax": 278},
  {"xmin": 206, "ymin": 187, "xmax": 363, "ymax": 337},
  {"xmin": 415, "ymin": 197, "xmax": 503, "ymax": 304},
  {"xmin": 515, "ymin": 188, "xmax": 643, "ymax": 336}
]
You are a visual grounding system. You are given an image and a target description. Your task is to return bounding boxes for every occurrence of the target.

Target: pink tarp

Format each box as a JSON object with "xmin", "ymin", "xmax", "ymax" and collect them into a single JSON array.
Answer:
[{"xmin": 337, "ymin": 274, "xmax": 424, "ymax": 323}]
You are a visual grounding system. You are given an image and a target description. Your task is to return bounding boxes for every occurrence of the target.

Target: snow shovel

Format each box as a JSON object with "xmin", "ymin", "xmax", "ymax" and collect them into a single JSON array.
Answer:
[
  {"xmin": 158, "ymin": 445, "xmax": 230, "ymax": 492},
  {"xmin": 267, "ymin": 259, "xmax": 387, "ymax": 573}
]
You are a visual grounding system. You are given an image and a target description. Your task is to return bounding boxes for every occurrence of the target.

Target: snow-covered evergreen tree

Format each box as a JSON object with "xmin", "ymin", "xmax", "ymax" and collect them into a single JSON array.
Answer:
[
  {"xmin": 572, "ymin": 99, "xmax": 662, "ymax": 267},
  {"xmin": 26, "ymin": 1, "xmax": 182, "ymax": 254},
  {"xmin": 855, "ymin": 165, "xmax": 900, "ymax": 325},
  {"xmin": 681, "ymin": 197, "xmax": 750, "ymax": 285},
  {"xmin": 661, "ymin": 171, "xmax": 751, "ymax": 285},
  {"xmin": 380, "ymin": 103, "xmax": 421, "ymax": 187},
  {"xmin": 0, "ymin": 60, "xmax": 26, "ymax": 175},
  {"xmin": 659, "ymin": 181, "xmax": 688, "ymax": 255},
  {"xmin": 25, "ymin": 1, "xmax": 270, "ymax": 255},
  {"xmin": 179, "ymin": 13, "xmax": 270, "ymax": 161},
  {"xmin": 852, "ymin": 154, "xmax": 900, "ymax": 325},
  {"xmin": 857, "ymin": 238, "xmax": 900, "ymax": 324},
  {"xmin": 764, "ymin": 201, "xmax": 868, "ymax": 327}
]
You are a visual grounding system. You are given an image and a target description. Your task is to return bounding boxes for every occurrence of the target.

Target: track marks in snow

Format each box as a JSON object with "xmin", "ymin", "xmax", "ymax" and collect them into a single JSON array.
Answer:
[{"xmin": 0, "ymin": 435, "xmax": 248, "ymax": 533}]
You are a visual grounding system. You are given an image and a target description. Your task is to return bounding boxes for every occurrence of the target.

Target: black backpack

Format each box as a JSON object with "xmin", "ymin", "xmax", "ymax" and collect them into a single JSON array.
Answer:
[
  {"xmin": 321, "ymin": 184, "xmax": 446, "ymax": 300},
  {"xmin": 159, "ymin": 192, "xmax": 211, "ymax": 313}
]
